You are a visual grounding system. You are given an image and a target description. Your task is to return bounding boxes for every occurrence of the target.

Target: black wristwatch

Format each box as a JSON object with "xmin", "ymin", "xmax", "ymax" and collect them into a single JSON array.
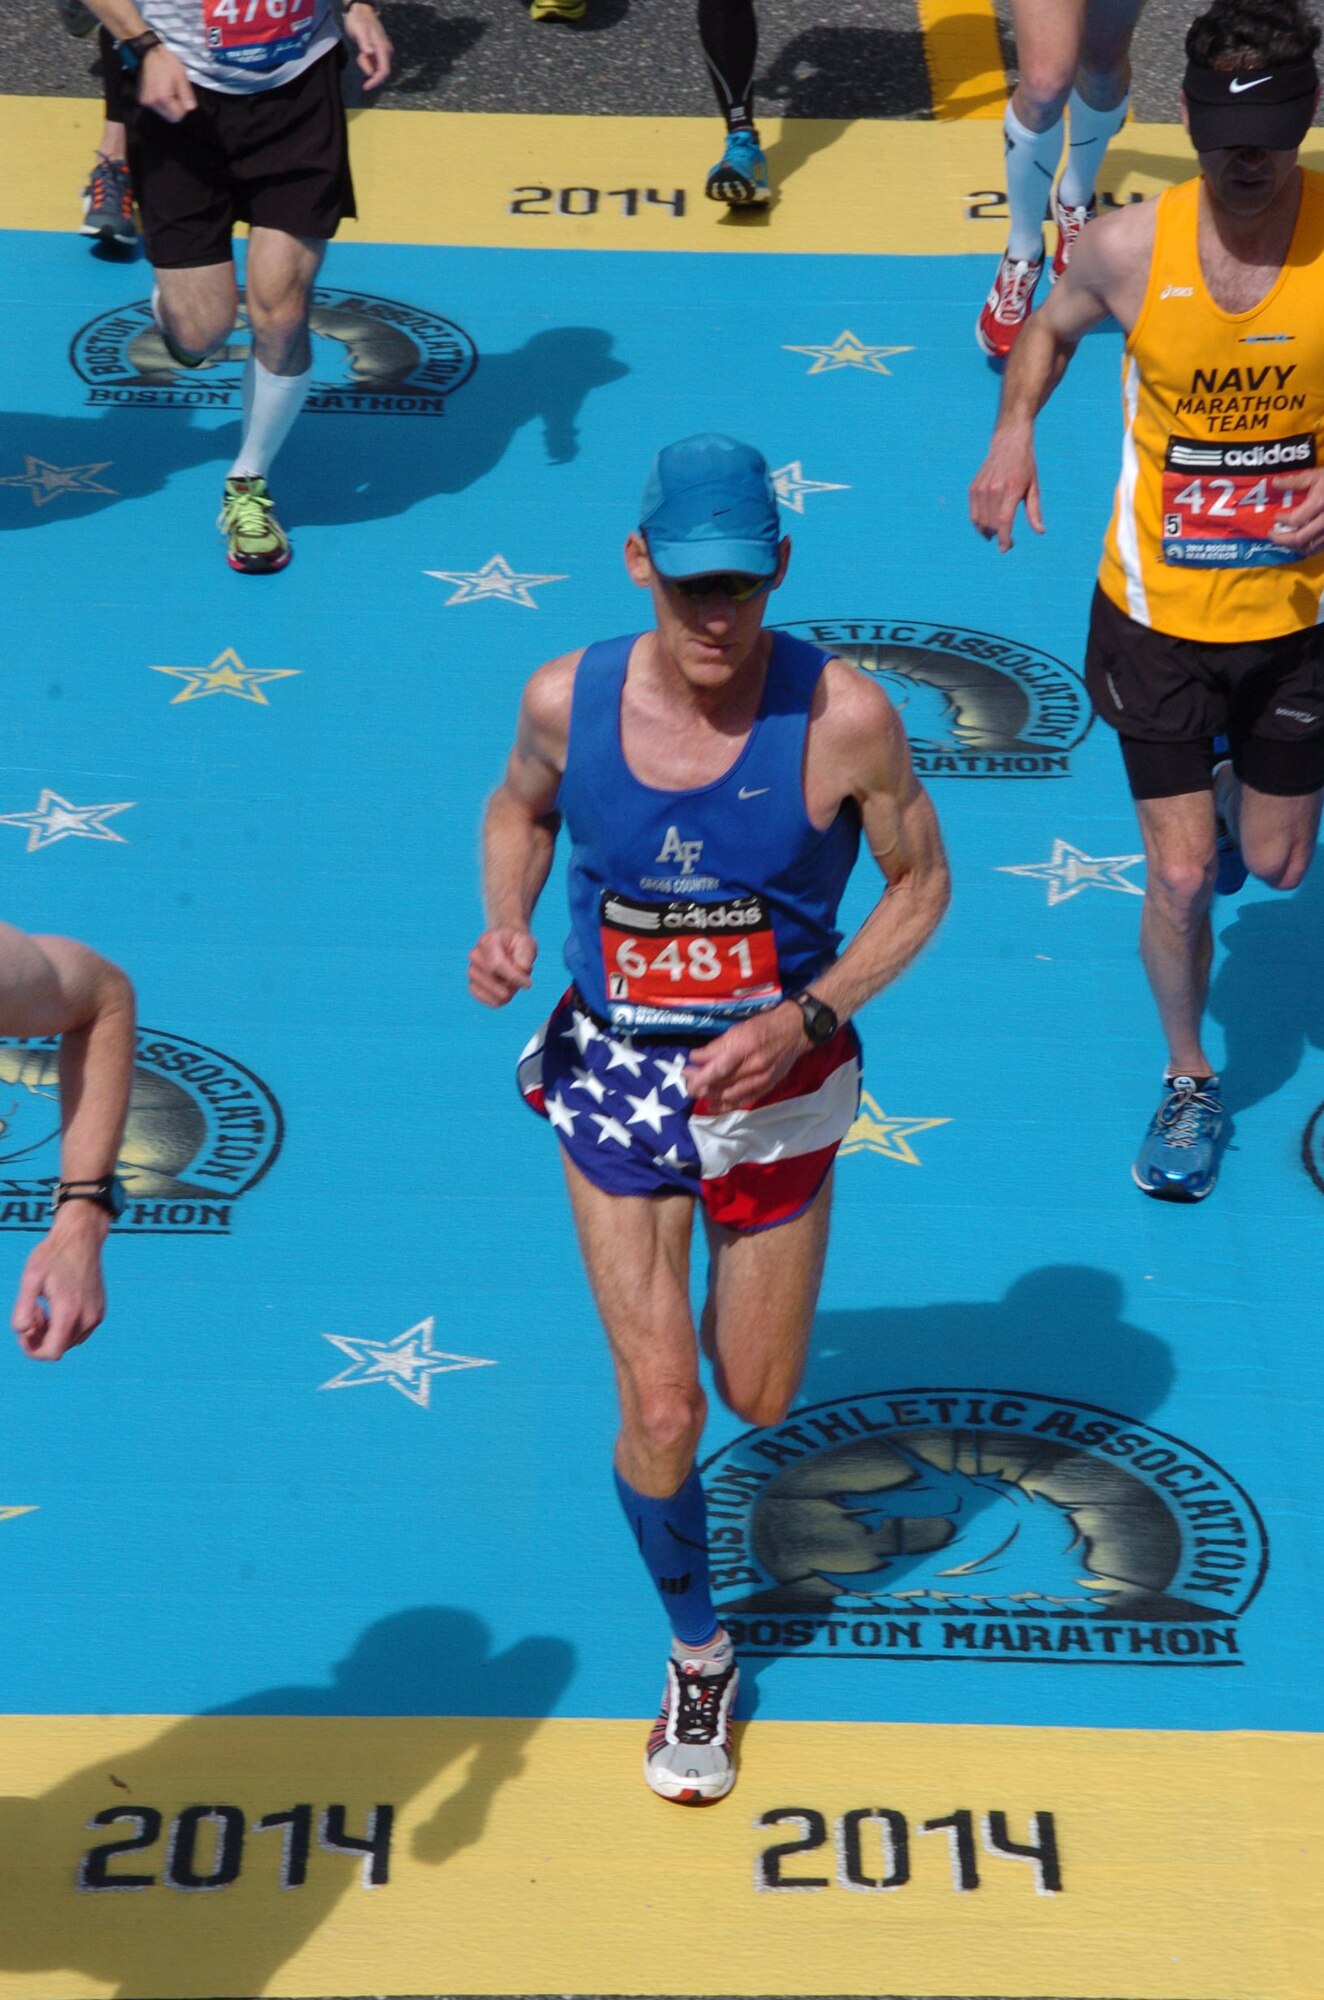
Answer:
[
  {"xmin": 120, "ymin": 28, "xmax": 163, "ymax": 66},
  {"xmin": 791, "ymin": 990, "xmax": 839, "ymax": 1046},
  {"xmin": 54, "ymin": 1176, "xmax": 126, "ymax": 1221}
]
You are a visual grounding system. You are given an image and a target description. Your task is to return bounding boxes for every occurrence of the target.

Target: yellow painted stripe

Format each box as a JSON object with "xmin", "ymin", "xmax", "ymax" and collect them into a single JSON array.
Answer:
[
  {"xmin": 917, "ymin": 0, "xmax": 1008, "ymax": 120},
  {"xmin": 0, "ymin": 1715, "xmax": 1318, "ymax": 1997}
]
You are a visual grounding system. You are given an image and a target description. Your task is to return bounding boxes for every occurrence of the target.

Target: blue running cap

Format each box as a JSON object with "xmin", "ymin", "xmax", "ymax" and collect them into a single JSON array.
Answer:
[{"xmin": 640, "ymin": 434, "xmax": 781, "ymax": 578}]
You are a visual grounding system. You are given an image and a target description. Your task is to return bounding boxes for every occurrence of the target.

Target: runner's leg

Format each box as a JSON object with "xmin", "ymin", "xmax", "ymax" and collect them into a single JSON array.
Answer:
[
  {"xmin": 1134, "ymin": 790, "xmax": 1218, "ymax": 1078},
  {"xmin": 699, "ymin": 1171, "xmax": 833, "ymax": 1428}
]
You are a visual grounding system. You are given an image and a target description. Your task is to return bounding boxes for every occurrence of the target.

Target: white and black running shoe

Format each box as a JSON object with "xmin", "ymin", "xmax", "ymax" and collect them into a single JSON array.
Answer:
[{"xmin": 643, "ymin": 1641, "xmax": 738, "ymax": 1805}]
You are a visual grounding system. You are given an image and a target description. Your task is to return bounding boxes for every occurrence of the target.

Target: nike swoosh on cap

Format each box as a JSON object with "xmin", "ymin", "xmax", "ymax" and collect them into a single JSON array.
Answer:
[{"xmin": 1229, "ymin": 74, "xmax": 1274, "ymax": 91}]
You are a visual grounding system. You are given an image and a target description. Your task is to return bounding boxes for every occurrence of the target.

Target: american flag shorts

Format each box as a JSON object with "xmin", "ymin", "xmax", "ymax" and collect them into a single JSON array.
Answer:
[{"xmin": 517, "ymin": 987, "xmax": 862, "ymax": 1233}]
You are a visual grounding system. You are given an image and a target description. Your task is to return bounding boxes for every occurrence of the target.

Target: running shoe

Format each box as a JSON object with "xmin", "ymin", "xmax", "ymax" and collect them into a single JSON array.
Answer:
[
  {"xmin": 80, "ymin": 155, "xmax": 138, "ymax": 248},
  {"xmin": 529, "ymin": 0, "xmax": 586, "ymax": 18},
  {"xmin": 644, "ymin": 1644, "xmax": 739, "ymax": 1805},
  {"xmin": 1131, "ymin": 1075, "xmax": 1225, "ymax": 1202},
  {"xmin": 705, "ymin": 127, "xmax": 770, "ymax": 207},
  {"xmin": 975, "ymin": 251, "xmax": 1044, "ymax": 360},
  {"xmin": 1211, "ymin": 740, "xmax": 1247, "ymax": 894},
  {"xmin": 218, "ymin": 477, "xmax": 292, "ymax": 575},
  {"xmin": 56, "ymin": 0, "xmax": 98, "ymax": 35},
  {"xmin": 1051, "ymin": 193, "xmax": 1095, "ymax": 281}
]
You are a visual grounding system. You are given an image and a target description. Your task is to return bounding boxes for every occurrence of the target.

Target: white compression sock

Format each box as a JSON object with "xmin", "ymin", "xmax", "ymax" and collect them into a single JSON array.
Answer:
[
  {"xmin": 229, "ymin": 358, "xmax": 312, "ymax": 481},
  {"xmin": 1058, "ymin": 89, "xmax": 1129, "ymax": 209},
  {"xmin": 1003, "ymin": 103, "xmax": 1062, "ymax": 261}
]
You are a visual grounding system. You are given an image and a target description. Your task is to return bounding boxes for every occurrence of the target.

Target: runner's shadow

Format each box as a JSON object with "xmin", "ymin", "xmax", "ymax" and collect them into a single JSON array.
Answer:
[
  {"xmin": 282, "ymin": 325, "xmax": 628, "ymax": 521},
  {"xmin": 758, "ymin": 25, "xmax": 932, "ymax": 120},
  {"xmin": 732, "ymin": 1266, "xmax": 1174, "ymax": 1712},
  {"xmin": 0, "ymin": 408, "xmax": 225, "ymax": 528},
  {"xmin": 347, "ymin": 4, "xmax": 486, "ymax": 96},
  {"xmin": 0, "ymin": 1608, "xmax": 574, "ymax": 2000},
  {"xmin": 1208, "ymin": 853, "xmax": 1324, "ymax": 1115}
]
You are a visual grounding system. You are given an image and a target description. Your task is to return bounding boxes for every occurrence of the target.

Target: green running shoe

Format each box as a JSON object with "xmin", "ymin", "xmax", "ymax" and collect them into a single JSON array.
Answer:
[{"xmin": 218, "ymin": 477, "xmax": 291, "ymax": 575}]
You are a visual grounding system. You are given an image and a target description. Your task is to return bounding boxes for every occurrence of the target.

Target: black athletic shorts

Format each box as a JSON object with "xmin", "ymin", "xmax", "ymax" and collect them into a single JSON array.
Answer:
[
  {"xmin": 127, "ymin": 45, "xmax": 355, "ymax": 270},
  {"xmin": 1084, "ymin": 584, "xmax": 1324, "ymax": 800}
]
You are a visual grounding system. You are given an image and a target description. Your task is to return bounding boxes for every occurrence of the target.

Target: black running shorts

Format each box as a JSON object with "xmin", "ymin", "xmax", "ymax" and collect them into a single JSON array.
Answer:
[
  {"xmin": 127, "ymin": 46, "xmax": 356, "ymax": 270},
  {"xmin": 1084, "ymin": 584, "xmax": 1324, "ymax": 800}
]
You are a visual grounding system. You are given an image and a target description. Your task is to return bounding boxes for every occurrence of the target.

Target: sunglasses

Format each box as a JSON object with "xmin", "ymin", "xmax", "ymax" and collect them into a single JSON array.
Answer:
[{"xmin": 665, "ymin": 571, "xmax": 774, "ymax": 603}]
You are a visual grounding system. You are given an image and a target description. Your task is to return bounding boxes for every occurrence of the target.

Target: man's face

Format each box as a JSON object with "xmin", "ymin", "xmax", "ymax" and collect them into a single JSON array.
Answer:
[
  {"xmin": 1198, "ymin": 140, "xmax": 1301, "ymax": 214},
  {"xmin": 624, "ymin": 533, "xmax": 791, "ymax": 688}
]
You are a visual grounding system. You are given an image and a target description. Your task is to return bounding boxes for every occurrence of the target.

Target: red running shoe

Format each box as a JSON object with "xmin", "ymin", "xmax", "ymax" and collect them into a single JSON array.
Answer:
[
  {"xmin": 1051, "ymin": 193, "xmax": 1095, "ymax": 282},
  {"xmin": 975, "ymin": 251, "xmax": 1044, "ymax": 360}
]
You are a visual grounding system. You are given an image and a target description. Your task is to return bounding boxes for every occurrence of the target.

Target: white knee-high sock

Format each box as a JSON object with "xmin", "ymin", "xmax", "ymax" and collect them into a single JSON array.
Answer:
[
  {"xmin": 1003, "ymin": 103, "xmax": 1062, "ymax": 261},
  {"xmin": 1058, "ymin": 90, "xmax": 1129, "ymax": 210},
  {"xmin": 229, "ymin": 357, "xmax": 312, "ymax": 481}
]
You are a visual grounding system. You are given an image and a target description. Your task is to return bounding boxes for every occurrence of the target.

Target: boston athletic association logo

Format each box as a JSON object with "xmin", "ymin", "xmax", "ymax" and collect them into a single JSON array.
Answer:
[
  {"xmin": 71, "ymin": 290, "xmax": 477, "ymax": 416},
  {"xmin": 703, "ymin": 1389, "xmax": 1265, "ymax": 1664},
  {"xmin": 776, "ymin": 619, "xmax": 1091, "ymax": 777},
  {"xmin": 0, "ymin": 1030, "xmax": 282, "ymax": 1235}
]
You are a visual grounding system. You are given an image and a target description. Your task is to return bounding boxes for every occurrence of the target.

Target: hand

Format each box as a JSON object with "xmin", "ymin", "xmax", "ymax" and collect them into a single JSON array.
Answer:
[
  {"xmin": 11, "ymin": 1206, "xmax": 108, "ymax": 1361},
  {"xmin": 468, "ymin": 927, "xmax": 537, "ymax": 1007},
  {"xmin": 138, "ymin": 43, "xmax": 197, "ymax": 123},
  {"xmin": 969, "ymin": 426, "xmax": 1044, "ymax": 552},
  {"xmin": 683, "ymin": 1003, "xmax": 806, "ymax": 1113},
  {"xmin": 1268, "ymin": 469, "xmax": 1324, "ymax": 556},
  {"xmin": 343, "ymin": 2, "xmax": 393, "ymax": 90}
]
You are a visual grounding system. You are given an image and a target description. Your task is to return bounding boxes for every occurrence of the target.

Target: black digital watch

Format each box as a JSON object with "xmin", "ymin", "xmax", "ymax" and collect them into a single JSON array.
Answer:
[
  {"xmin": 791, "ymin": 990, "xmax": 839, "ymax": 1047},
  {"xmin": 54, "ymin": 1176, "xmax": 126, "ymax": 1220}
]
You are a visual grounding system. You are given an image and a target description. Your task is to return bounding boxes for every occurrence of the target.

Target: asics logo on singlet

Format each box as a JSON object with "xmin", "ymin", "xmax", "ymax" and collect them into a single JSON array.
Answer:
[
  {"xmin": 656, "ymin": 826, "xmax": 704, "ymax": 875},
  {"xmin": 1161, "ymin": 286, "xmax": 1194, "ymax": 299}
]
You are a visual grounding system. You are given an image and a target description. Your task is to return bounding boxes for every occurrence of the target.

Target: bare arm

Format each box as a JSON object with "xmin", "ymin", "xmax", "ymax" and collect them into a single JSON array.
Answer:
[
  {"xmin": 81, "ymin": 1, "xmax": 197, "ymax": 119},
  {"xmin": 684, "ymin": 667, "xmax": 950, "ymax": 1110},
  {"xmin": 468, "ymin": 658, "xmax": 575, "ymax": 1008},
  {"xmin": 0, "ymin": 926, "xmax": 136, "ymax": 1359},
  {"xmin": 970, "ymin": 202, "xmax": 1153, "ymax": 551}
]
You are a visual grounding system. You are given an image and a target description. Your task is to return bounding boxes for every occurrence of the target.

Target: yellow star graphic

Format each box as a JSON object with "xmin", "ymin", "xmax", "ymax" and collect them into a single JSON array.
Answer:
[
  {"xmin": 841, "ymin": 1091, "xmax": 950, "ymax": 1164},
  {"xmin": 783, "ymin": 331, "xmax": 914, "ymax": 376},
  {"xmin": 0, "ymin": 1507, "xmax": 37, "ymax": 1525},
  {"xmin": 149, "ymin": 648, "xmax": 302, "ymax": 706}
]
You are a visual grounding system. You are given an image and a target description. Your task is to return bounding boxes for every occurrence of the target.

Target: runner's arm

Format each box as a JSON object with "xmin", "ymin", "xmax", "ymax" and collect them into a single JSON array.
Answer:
[
  {"xmin": 81, "ymin": 1, "xmax": 197, "ymax": 119},
  {"xmin": 469, "ymin": 659, "xmax": 574, "ymax": 1008},
  {"xmin": 683, "ymin": 670, "xmax": 949, "ymax": 1110},
  {"xmin": 0, "ymin": 927, "xmax": 136, "ymax": 1359},
  {"xmin": 341, "ymin": 1, "xmax": 393, "ymax": 89},
  {"xmin": 969, "ymin": 209, "xmax": 1138, "ymax": 551}
]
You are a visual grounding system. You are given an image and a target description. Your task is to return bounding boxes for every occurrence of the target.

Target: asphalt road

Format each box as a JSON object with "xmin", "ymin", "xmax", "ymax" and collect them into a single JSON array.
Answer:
[{"xmin": 3, "ymin": 0, "xmax": 1209, "ymax": 121}]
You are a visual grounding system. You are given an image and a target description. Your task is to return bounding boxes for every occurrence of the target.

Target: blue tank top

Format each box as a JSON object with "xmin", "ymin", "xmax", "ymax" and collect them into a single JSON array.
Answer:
[{"xmin": 558, "ymin": 631, "xmax": 861, "ymax": 1033}]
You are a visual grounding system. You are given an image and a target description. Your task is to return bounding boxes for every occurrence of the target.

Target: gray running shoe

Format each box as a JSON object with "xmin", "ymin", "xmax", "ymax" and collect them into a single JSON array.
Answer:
[
  {"xmin": 1131, "ymin": 1074, "xmax": 1225, "ymax": 1202},
  {"xmin": 56, "ymin": 0, "xmax": 98, "ymax": 36},
  {"xmin": 81, "ymin": 156, "xmax": 138, "ymax": 247},
  {"xmin": 644, "ymin": 1642, "xmax": 738, "ymax": 1805}
]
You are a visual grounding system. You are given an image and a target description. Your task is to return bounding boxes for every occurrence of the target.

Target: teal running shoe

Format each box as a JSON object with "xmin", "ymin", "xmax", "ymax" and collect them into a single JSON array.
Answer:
[
  {"xmin": 1131, "ymin": 1075, "xmax": 1225, "ymax": 1202},
  {"xmin": 705, "ymin": 128, "xmax": 770, "ymax": 207}
]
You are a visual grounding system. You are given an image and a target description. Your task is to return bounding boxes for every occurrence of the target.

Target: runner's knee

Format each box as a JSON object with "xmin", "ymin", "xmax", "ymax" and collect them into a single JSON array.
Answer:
[
  {"xmin": 1012, "ymin": 67, "xmax": 1074, "ymax": 125},
  {"xmin": 1243, "ymin": 836, "xmax": 1311, "ymax": 892},
  {"xmin": 1147, "ymin": 852, "xmax": 1216, "ymax": 917},
  {"xmin": 628, "ymin": 1384, "xmax": 708, "ymax": 1460}
]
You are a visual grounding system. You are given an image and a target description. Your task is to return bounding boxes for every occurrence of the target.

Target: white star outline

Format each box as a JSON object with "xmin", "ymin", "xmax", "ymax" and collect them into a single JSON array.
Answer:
[
  {"xmin": 998, "ymin": 838, "xmax": 1146, "ymax": 906},
  {"xmin": 0, "ymin": 789, "xmax": 135, "ymax": 853},
  {"xmin": 772, "ymin": 460, "xmax": 850, "ymax": 514},
  {"xmin": 319, "ymin": 1315, "xmax": 495, "ymax": 1409},
  {"xmin": 423, "ymin": 554, "xmax": 568, "ymax": 608}
]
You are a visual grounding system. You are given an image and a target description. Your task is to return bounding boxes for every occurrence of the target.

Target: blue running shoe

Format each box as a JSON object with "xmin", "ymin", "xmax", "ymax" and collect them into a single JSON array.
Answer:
[
  {"xmin": 705, "ymin": 128, "xmax": 770, "ymax": 207},
  {"xmin": 1131, "ymin": 1075, "xmax": 1225, "ymax": 1202}
]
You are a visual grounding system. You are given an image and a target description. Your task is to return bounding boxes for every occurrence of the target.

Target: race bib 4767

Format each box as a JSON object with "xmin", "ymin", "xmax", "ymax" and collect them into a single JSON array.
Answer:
[{"xmin": 203, "ymin": 0, "xmax": 318, "ymax": 70}]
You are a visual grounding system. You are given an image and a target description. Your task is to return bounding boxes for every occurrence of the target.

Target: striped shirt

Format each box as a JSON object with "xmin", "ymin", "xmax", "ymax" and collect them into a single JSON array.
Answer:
[{"xmin": 139, "ymin": 0, "xmax": 339, "ymax": 94}]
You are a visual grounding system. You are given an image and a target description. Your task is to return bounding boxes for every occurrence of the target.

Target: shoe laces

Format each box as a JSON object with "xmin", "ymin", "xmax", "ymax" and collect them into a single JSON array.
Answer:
[
  {"xmin": 1158, "ymin": 1081, "xmax": 1220, "ymax": 1149},
  {"xmin": 995, "ymin": 257, "xmax": 1042, "ymax": 319},
  {"xmin": 671, "ymin": 1663, "xmax": 732, "ymax": 1743},
  {"xmin": 86, "ymin": 157, "xmax": 125, "ymax": 204},
  {"xmin": 223, "ymin": 481, "xmax": 274, "ymax": 536}
]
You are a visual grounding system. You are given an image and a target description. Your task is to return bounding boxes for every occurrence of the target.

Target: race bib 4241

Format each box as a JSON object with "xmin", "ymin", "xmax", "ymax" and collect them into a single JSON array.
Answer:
[{"xmin": 1161, "ymin": 432, "xmax": 1315, "ymax": 568}]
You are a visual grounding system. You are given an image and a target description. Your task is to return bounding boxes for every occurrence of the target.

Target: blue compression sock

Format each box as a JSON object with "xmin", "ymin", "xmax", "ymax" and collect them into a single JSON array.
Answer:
[{"xmin": 614, "ymin": 1465, "xmax": 720, "ymax": 1647}]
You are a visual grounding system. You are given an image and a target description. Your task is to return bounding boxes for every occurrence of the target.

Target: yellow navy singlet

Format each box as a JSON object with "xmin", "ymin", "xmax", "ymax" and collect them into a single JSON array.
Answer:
[{"xmin": 1098, "ymin": 171, "xmax": 1324, "ymax": 642}]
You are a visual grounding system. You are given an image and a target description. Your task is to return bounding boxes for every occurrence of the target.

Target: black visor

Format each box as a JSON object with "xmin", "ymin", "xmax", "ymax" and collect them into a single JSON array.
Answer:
[{"xmin": 1183, "ymin": 59, "xmax": 1318, "ymax": 151}]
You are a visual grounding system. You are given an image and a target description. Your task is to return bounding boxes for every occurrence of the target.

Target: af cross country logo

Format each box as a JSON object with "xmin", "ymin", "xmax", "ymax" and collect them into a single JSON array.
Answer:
[
  {"xmin": 703, "ymin": 1389, "xmax": 1266, "ymax": 1664},
  {"xmin": 776, "ymin": 619, "xmax": 1091, "ymax": 777},
  {"xmin": 70, "ymin": 290, "xmax": 477, "ymax": 416},
  {"xmin": 0, "ymin": 1030, "xmax": 282, "ymax": 1235}
]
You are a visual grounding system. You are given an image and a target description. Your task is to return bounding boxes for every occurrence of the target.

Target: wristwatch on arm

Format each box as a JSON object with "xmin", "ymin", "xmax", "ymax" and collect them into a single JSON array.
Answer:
[
  {"xmin": 790, "ymin": 989, "xmax": 839, "ymax": 1047},
  {"xmin": 54, "ymin": 1177, "xmax": 126, "ymax": 1221},
  {"xmin": 119, "ymin": 28, "xmax": 163, "ymax": 66}
]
